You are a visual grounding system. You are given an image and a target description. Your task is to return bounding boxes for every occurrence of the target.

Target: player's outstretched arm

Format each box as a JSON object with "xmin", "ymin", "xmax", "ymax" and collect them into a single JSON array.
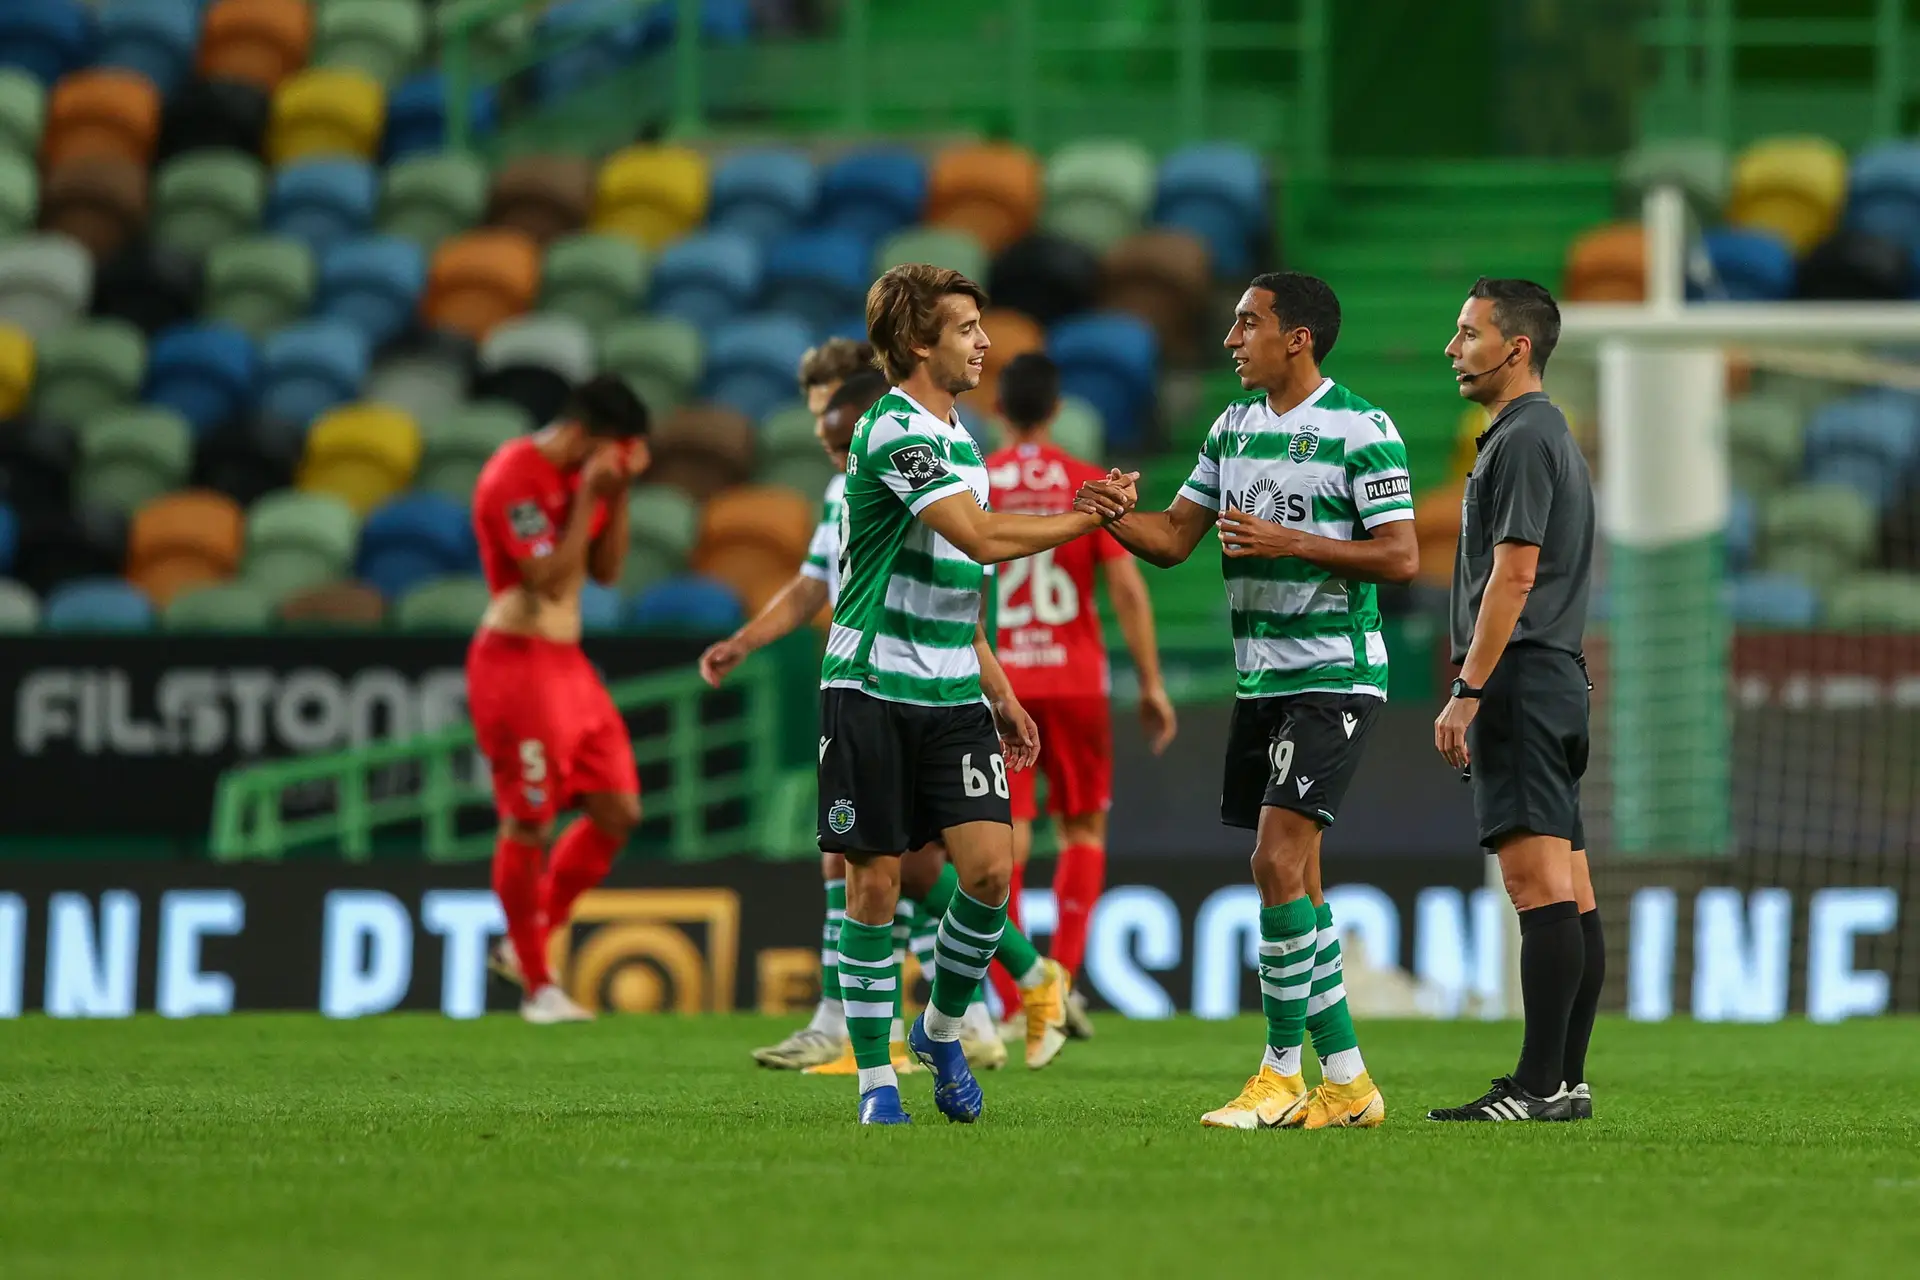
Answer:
[
  {"xmin": 1100, "ymin": 554, "xmax": 1177, "ymax": 755},
  {"xmin": 1217, "ymin": 510, "xmax": 1420, "ymax": 584},
  {"xmin": 1095, "ymin": 493, "xmax": 1215, "ymax": 569},
  {"xmin": 915, "ymin": 477, "xmax": 1136, "ymax": 565},
  {"xmin": 698, "ymin": 574, "xmax": 830, "ymax": 687}
]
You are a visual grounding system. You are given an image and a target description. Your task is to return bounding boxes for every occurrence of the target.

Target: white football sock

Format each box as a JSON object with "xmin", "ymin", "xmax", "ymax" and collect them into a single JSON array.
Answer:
[
  {"xmin": 808, "ymin": 999, "xmax": 845, "ymax": 1035},
  {"xmin": 922, "ymin": 1006, "xmax": 965, "ymax": 1042},
  {"xmin": 1321, "ymin": 1048, "xmax": 1365, "ymax": 1085},
  {"xmin": 857, "ymin": 1064, "xmax": 898, "ymax": 1095},
  {"xmin": 1263, "ymin": 1044, "xmax": 1303, "ymax": 1077}
]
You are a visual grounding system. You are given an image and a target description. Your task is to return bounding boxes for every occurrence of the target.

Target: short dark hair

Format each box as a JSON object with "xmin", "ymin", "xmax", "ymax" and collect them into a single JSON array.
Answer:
[
  {"xmin": 997, "ymin": 352, "xmax": 1059, "ymax": 429},
  {"xmin": 799, "ymin": 338, "xmax": 875, "ymax": 391},
  {"xmin": 1467, "ymin": 277, "xmax": 1561, "ymax": 372},
  {"xmin": 1248, "ymin": 271, "xmax": 1341, "ymax": 363},
  {"xmin": 826, "ymin": 368, "xmax": 888, "ymax": 416},
  {"xmin": 565, "ymin": 374, "xmax": 649, "ymax": 437}
]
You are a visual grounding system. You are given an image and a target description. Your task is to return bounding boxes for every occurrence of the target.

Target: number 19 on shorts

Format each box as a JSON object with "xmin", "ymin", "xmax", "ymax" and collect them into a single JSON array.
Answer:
[{"xmin": 962, "ymin": 751, "xmax": 1010, "ymax": 799}]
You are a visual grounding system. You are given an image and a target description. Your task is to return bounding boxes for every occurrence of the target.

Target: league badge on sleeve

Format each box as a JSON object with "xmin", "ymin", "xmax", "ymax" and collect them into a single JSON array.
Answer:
[
  {"xmin": 507, "ymin": 500, "xmax": 552, "ymax": 540},
  {"xmin": 889, "ymin": 443, "xmax": 952, "ymax": 490}
]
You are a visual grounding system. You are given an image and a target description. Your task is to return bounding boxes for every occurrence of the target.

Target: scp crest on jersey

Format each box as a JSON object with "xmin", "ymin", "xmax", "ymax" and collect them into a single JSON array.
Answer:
[
  {"xmin": 1287, "ymin": 429, "xmax": 1319, "ymax": 464},
  {"xmin": 888, "ymin": 443, "xmax": 951, "ymax": 490}
]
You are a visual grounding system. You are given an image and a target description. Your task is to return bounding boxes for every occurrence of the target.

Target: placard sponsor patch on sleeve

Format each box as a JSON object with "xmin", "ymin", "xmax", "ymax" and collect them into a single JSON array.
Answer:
[{"xmin": 1363, "ymin": 475, "xmax": 1411, "ymax": 503}]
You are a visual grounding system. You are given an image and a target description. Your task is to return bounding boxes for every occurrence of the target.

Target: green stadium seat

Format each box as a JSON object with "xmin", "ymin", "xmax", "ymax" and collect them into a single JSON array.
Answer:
[
  {"xmin": 628, "ymin": 483, "xmax": 701, "ymax": 560},
  {"xmin": 1043, "ymin": 140, "xmax": 1155, "ymax": 253},
  {"xmin": 203, "ymin": 236, "xmax": 316, "ymax": 337},
  {"xmin": 872, "ymin": 226, "xmax": 989, "ymax": 284},
  {"xmin": 1823, "ymin": 573, "xmax": 1920, "ymax": 632},
  {"xmin": 393, "ymin": 574, "xmax": 490, "ymax": 631},
  {"xmin": 416, "ymin": 400, "xmax": 530, "ymax": 500},
  {"xmin": 75, "ymin": 405, "xmax": 193, "ymax": 514},
  {"xmin": 754, "ymin": 453, "xmax": 836, "ymax": 502},
  {"xmin": 432, "ymin": 3, "xmax": 531, "ymax": 76},
  {"xmin": 757, "ymin": 402, "xmax": 822, "ymax": 466},
  {"xmin": 163, "ymin": 579, "xmax": 277, "ymax": 630},
  {"xmin": 242, "ymin": 489, "xmax": 361, "ymax": 603},
  {"xmin": 0, "ymin": 152, "xmax": 36, "ymax": 238},
  {"xmin": 1761, "ymin": 483, "xmax": 1877, "ymax": 583},
  {"xmin": 151, "ymin": 149, "xmax": 268, "ymax": 260},
  {"xmin": 1051, "ymin": 394, "xmax": 1104, "ymax": 463},
  {"xmin": 540, "ymin": 232, "xmax": 651, "ymax": 332},
  {"xmin": 313, "ymin": 0, "xmax": 427, "ymax": 86},
  {"xmin": 599, "ymin": 315, "xmax": 703, "ymax": 417},
  {"xmin": 32, "ymin": 319, "xmax": 146, "ymax": 427},
  {"xmin": 1727, "ymin": 393, "xmax": 1804, "ymax": 496},
  {"xmin": 0, "ymin": 577, "xmax": 39, "ymax": 632},
  {"xmin": 619, "ymin": 543, "xmax": 683, "ymax": 597},
  {"xmin": 378, "ymin": 151, "xmax": 487, "ymax": 251},
  {"xmin": 1616, "ymin": 138, "xmax": 1729, "ymax": 224},
  {"xmin": 0, "ymin": 70, "xmax": 45, "ymax": 163}
]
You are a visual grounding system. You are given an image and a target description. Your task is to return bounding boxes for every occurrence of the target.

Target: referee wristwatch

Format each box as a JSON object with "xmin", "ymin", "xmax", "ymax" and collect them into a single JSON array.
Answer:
[{"xmin": 1449, "ymin": 677, "xmax": 1483, "ymax": 700}]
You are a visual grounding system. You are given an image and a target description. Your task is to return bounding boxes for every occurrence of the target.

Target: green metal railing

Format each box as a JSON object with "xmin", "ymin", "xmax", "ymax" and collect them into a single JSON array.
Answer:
[{"xmin": 209, "ymin": 656, "xmax": 810, "ymax": 863}]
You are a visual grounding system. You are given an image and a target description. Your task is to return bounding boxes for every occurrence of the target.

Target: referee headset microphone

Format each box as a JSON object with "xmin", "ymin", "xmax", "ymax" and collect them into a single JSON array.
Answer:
[{"xmin": 1452, "ymin": 341, "xmax": 1519, "ymax": 386}]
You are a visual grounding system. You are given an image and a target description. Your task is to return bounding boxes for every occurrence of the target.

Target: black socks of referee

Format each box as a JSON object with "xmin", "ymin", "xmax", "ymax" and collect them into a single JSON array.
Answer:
[
  {"xmin": 1515, "ymin": 901, "xmax": 1583, "ymax": 1098},
  {"xmin": 1562, "ymin": 908, "xmax": 1606, "ymax": 1089}
]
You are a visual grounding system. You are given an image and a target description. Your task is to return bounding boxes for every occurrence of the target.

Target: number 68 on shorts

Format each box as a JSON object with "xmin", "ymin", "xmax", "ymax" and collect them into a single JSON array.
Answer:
[{"xmin": 816, "ymin": 688, "xmax": 1013, "ymax": 854}]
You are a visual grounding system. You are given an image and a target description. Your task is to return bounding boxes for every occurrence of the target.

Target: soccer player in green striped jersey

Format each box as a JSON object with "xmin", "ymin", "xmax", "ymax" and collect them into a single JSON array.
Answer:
[{"xmin": 1089, "ymin": 273, "xmax": 1418, "ymax": 1131}]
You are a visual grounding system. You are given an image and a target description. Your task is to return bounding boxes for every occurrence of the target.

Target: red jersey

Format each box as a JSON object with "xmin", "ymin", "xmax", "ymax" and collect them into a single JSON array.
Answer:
[
  {"xmin": 471, "ymin": 437, "xmax": 611, "ymax": 593},
  {"xmin": 986, "ymin": 441, "xmax": 1128, "ymax": 699}
]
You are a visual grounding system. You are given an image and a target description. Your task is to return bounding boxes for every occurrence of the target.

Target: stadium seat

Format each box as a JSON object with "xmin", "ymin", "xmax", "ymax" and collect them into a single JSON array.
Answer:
[
  {"xmin": 1616, "ymin": 137, "xmax": 1729, "ymax": 223},
  {"xmin": 470, "ymin": 361, "xmax": 570, "ymax": 427},
  {"xmin": 378, "ymin": 150, "xmax": 486, "ymax": 250},
  {"xmin": 415, "ymin": 399, "xmax": 529, "ymax": 500},
  {"xmin": 0, "ymin": 322, "xmax": 32, "ymax": 418},
  {"xmin": 1050, "ymin": 394, "xmax": 1105, "ymax": 463},
  {"xmin": 393, "ymin": 573, "xmax": 489, "ymax": 630},
  {"xmin": 266, "ymin": 157, "xmax": 377, "ymax": 252},
  {"xmin": 163, "ymin": 578, "xmax": 277, "ymax": 630},
  {"xmin": 960, "ymin": 306, "xmax": 1043, "ymax": 420},
  {"xmin": 1727, "ymin": 136, "xmax": 1848, "ymax": 254},
  {"xmin": 1844, "ymin": 142, "xmax": 1920, "ymax": 260},
  {"xmin": 0, "ymin": 233, "xmax": 91, "ymax": 337},
  {"xmin": 594, "ymin": 144, "xmax": 709, "ymax": 250},
  {"xmin": 355, "ymin": 491, "xmax": 474, "ymax": 599},
  {"xmin": 144, "ymin": 322, "xmax": 257, "ymax": 437},
  {"xmin": 530, "ymin": 0, "xmax": 650, "ymax": 102},
  {"xmin": 40, "ymin": 156, "xmax": 150, "ymax": 262},
  {"xmin": 1761, "ymin": 483, "xmax": 1878, "ymax": 582},
  {"xmin": 277, "ymin": 577, "xmax": 384, "ymax": 628},
  {"xmin": 198, "ymin": 0, "xmax": 313, "ymax": 92},
  {"xmin": 151, "ymin": 149, "xmax": 267, "ymax": 259},
  {"xmin": 1102, "ymin": 229, "xmax": 1211, "ymax": 360},
  {"xmin": 0, "ymin": 497, "xmax": 14, "ymax": 573},
  {"xmin": 0, "ymin": 69, "xmax": 44, "ymax": 163},
  {"xmin": 1153, "ymin": 144, "xmax": 1265, "ymax": 278},
  {"xmin": 697, "ymin": 484, "xmax": 814, "ymax": 560},
  {"xmin": 873, "ymin": 226, "xmax": 988, "ymax": 285},
  {"xmin": 650, "ymin": 230, "xmax": 761, "ymax": 333},
  {"xmin": 540, "ymin": 232, "xmax": 650, "ymax": 332},
  {"xmin": 11, "ymin": 503, "xmax": 128, "ymax": 595},
  {"xmin": 648, "ymin": 404, "xmax": 753, "ymax": 502},
  {"xmin": 267, "ymin": 67, "xmax": 384, "ymax": 164},
  {"xmin": 89, "ymin": 241, "xmax": 199, "ymax": 335},
  {"xmin": 299, "ymin": 401, "xmax": 421, "ymax": 513},
  {"xmin": 818, "ymin": 147, "xmax": 926, "ymax": 244},
  {"xmin": 693, "ymin": 538, "xmax": 798, "ymax": 615},
  {"xmin": 0, "ymin": 576, "xmax": 38, "ymax": 631},
  {"xmin": 629, "ymin": 573, "xmax": 742, "ymax": 634},
  {"xmin": 421, "ymin": 228, "xmax": 539, "ymax": 339},
  {"xmin": 43, "ymin": 70, "xmax": 161, "ymax": 169},
  {"xmin": 1047, "ymin": 312, "xmax": 1157, "ymax": 449},
  {"xmin": 710, "ymin": 147, "xmax": 817, "ymax": 243},
  {"xmin": 0, "ymin": 3, "xmax": 94, "ymax": 89},
  {"xmin": 763, "ymin": 230, "xmax": 869, "ymax": 334},
  {"xmin": 383, "ymin": 72, "xmax": 493, "ymax": 163},
  {"xmin": 189, "ymin": 414, "xmax": 296, "ymax": 507},
  {"xmin": 756, "ymin": 403, "xmax": 824, "ymax": 469},
  {"xmin": 0, "ymin": 151, "xmax": 37, "ymax": 237},
  {"xmin": 1563, "ymin": 223, "xmax": 1646, "ymax": 302},
  {"xmin": 988, "ymin": 233, "xmax": 1100, "ymax": 326},
  {"xmin": 32, "ymin": 318, "xmax": 145, "ymax": 427},
  {"xmin": 753, "ymin": 451, "xmax": 834, "ymax": 507},
  {"xmin": 627, "ymin": 481, "xmax": 701, "ymax": 562},
  {"xmin": 1727, "ymin": 571, "xmax": 1821, "ymax": 628},
  {"xmin": 1699, "ymin": 228, "xmax": 1795, "ymax": 302},
  {"xmin": 127, "ymin": 487, "xmax": 245, "ymax": 603},
  {"xmin": 361, "ymin": 328, "xmax": 474, "ymax": 425},
  {"xmin": 1794, "ymin": 229, "xmax": 1913, "ymax": 301},
  {"xmin": 599, "ymin": 314, "xmax": 703, "ymax": 416},
  {"xmin": 1823, "ymin": 573, "xmax": 1920, "ymax": 632},
  {"xmin": 928, "ymin": 142, "xmax": 1042, "ymax": 255},
  {"xmin": 44, "ymin": 576, "xmax": 154, "ymax": 631},
  {"xmin": 704, "ymin": 313, "xmax": 813, "ymax": 423},
  {"xmin": 487, "ymin": 154, "xmax": 592, "ymax": 248},
  {"xmin": 258, "ymin": 318, "xmax": 371, "ymax": 437},
  {"xmin": 1726, "ymin": 488, "xmax": 1758, "ymax": 571},
  {"xmin": 317, "ymin": 234, "xmax": 425, "ymax": 348},
  {"xmin": 204, "ymin": 235, "xmax": 315, "ymax": 336},
  {"xmin": 96, "ymin": 0, "xmax": 200, "ymax": 97},
  {"xmin": 1802, "ymin": 391, "xmax": 1920, "ymax": 508},
  {"xmin": 75, "ymin": 404, "xmax": 190, "ymax": 512},
  {"xmin": 479, "ymin": 313, "xmax": 593, "ymax": 386},
  {"xmin": 156, "ymin": 77, "xmax": 269, "ymax": 160},
  {"xmin": 579, "ymin": 578, "xmax": 621, "ymax": 633},
  {"xmin": 428, "ymin": 2, "xmax": 530, "ymax": 84},
  {"xmin": 242, "ymin": 488, "xmax": 359, "ymax": 601},
  {"xmin": 1044, "ymin": 140, "xmax": 1156, "ymax": 255},
  {"xmin": 313, "ymin": 0, "xmax": 425, "ymax": 86}
]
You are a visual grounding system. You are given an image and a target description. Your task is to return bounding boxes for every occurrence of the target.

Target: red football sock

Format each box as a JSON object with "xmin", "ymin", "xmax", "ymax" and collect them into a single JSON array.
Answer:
[
  {"xmin": 540, "ymin": 818, "xmax": 623, "ymax": 934},
  {"xmin": 492, "ymin": 834, "xmax": 551, "ymax": 990},
  {"xmin": 988, "ymin": 860, "xmax": 1028, "ymax": 1015},
  {"xmin": 1051, "ymin": 843, "xmax": 1106, "ymax": 977}
]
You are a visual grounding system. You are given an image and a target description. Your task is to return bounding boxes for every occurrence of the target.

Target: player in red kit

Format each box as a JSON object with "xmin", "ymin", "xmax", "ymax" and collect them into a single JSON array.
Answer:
[
  {"xmin": 984, "ymin": 354, "xmax": 1178, "ymax": 1033},
  {"xmin": 468, "ymin": 375, "xmax": 651, "ymax": 1023}
]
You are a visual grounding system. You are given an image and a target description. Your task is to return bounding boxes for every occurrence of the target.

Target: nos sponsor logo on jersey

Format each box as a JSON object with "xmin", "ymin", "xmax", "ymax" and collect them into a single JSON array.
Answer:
[
  {"xmin": 827, "ymin": 798, "xmax": 856, "ymax": 834},
  {"xmin": 1226, "ymin": 479, "xmax": 1308, "ymax": 524},
  {"xmin": 1364, "ymin": 475, "xmax": 1411, "ymax": 503},
  {"xmin": 1287, "ymin": 429, "xmax": 1319, "ymax": 464},
  {"xmin": 889, "ymin": 444, "xmax": 951, "ymax": 490}
]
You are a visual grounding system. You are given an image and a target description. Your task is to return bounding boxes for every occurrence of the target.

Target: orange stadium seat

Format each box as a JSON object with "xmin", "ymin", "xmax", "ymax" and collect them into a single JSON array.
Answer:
[
  {"xmin": 199, "ymin": 0, "xmax": 316, "ymax": 92},
  {"xmin": 962, "ymin": 306, "xmax": 1044, "ymax": 419},
  {"xmin": 593, "ymin": 145, "xmax": 709, "ymax": 250},
  {"xmin": 267, "ymin": 67, "xmax": 384, "ymax": 164},
  {"xmin": 42, "ymin": 70, "xmax": 162, "ymax": 170},
  {"xmin": 1563, "ymin": 223, "xmax": 1647, "ymax": 302},
  {"xmin": 127, "ymin": 489, "xmax": 246, "ymax": 604},
  {"xmin": 928, "ymin": 142, "xmax": 1042, "ymax": 254},
  {"xmin": 421, "ymin": 228, "xmax": 539, "ymax": 339},
  {"xmin": 39, "ymin": 157, "xmax": 149, "ymax": 261},
  {"xmin": 278, "ymin": 578, "xmax": 386, "ymax": 628},
  {"xmin": 487, "ymin": 155, "xmax": 592, "ymax": 247},
  {"xmin": 1726, "ymin": 135, "xmax": 1848, "ymax": 255},
  {"xmin": 697, "ymin": 484, "xmax": 815, "ymax": 561}
]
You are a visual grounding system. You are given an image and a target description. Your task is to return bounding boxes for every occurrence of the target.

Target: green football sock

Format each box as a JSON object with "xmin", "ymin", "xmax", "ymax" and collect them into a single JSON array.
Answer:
[
  {"xmin": 891, "ymin": 897, "xmax": 915, "ymax": 1031},
  {"xmin": 907, "ymin": 897, "xmax": 940, "ymax": 989},
  {"xmin": 1305, "ymin": 901, "xmax": 1361, "ymax": 1059},
  {"xmin": 836, "ymin": 916, "xmax": 897, "ymax": 1070},
  {"xmin": 1258, "ymin": 896, "xmax": 1317, "ymax": 1072},
  {"xmin": 928, "ymin": 886, "xmax": 1005, "ymax": 1026},
  {"xmin": 922, "ymin": 862, "xmax": 1042, "ymax": 982},
  {"xmin": 820, "ymin": 878, "xmax": 846, "ymax": 1009}
]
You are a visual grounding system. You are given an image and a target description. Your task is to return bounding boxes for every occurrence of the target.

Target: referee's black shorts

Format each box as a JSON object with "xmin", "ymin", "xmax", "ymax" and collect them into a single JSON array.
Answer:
[{"xmin": 1466, "ymin": 646, "xmax": 1590, "ymax": 850}]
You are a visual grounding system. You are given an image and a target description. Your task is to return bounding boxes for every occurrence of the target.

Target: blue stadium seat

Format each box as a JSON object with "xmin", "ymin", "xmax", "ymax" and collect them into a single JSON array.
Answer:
[
  {"xmin": 259, "ymin": 319, "xmax": 372, "ymax": 438},
  {"xmin": 318, "ymin": 235, "xmax": 425, "ymax": 349},
  {"xmin": 1153, "ymin": 144, "xmax": 1265, "ymax": 277},
  {"xmin": 710, "ymin": 148, "xmax": 818, "ymax": 243},
  {"xmin": 383, "ymin": 72, "xmax": 495, "ymax": 162},
  {"xmin": 630, "ymin": 574, "xmax": 743, "ymax": 633},
  {"xmin": 703, "ymin": 312, "xmax": 814, "ymax": 422},
  {"xmin": 0, "ymin": 2, "xmax": 94, "ymax": 87},
  {"xmin": 650, "ymin": 230, "xmax": 762, "ymax": 333},
  {"xmin": 143, "ymin": 323, "xmax": 257, "ymax": 437},
  {"xmin": 1699, "ymin": 228, "xmax": 1795, "ymax": 301},
  {"xmin": 1727, "ymin": 572, "xmax": 1820, "ymax": 628},
  {"xmin": 580, "ymin": 578, "xmax": 622, "ymax": 632},
  {"xmin": 1845, "ymin": 141, "xmax": 1920, "ymax": 259},
  {"xmin": 1803, "ymin": 391, "xmax": 1920, "ymax": 507},
  {"xmin": 1727, "ymin": 489, "xmax": 1758, "ymax": 571},
  {"xmin": 762, "ymin": 229, "xmax": 868, "ymax": 334},
  {"xmin": 534, "ymin": 0, "xmax": 649, "ymax": 102},
  {"xmin": 266, "ymin": 159, "xmax": 378, "ymax": 253},
  {"xmin": 0, "ymin": 498, "xmax": 15, "ymax": 574},
  {"xmin": 95, "ymin": 0, "xmax": 198, "ymax": 96},
  {"xmin": 819, "ymin": 148, "xmax": 926, "ymax": 244},
  {"xmin": 355, "ymin": 492, "xmax": 476, "ymax": 599},
  {"xmin": 1047, "ymin": 312, "xmax": 1159, "ymax": 450},
  {"xmin": 44, "ymin": 576, "xmax": 155, "ymax": 631}
]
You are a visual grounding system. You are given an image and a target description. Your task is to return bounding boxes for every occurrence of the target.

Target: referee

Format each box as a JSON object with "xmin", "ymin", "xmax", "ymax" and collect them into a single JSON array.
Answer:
[{"xmin": 1427, "ymin": 278, "xmax": 1605, "ymax": 1123}]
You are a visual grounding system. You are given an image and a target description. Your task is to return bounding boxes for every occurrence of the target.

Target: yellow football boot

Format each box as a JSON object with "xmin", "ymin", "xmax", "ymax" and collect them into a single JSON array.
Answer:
[
  {"xmin": 1200, "ymin": 1067, "xmax": 1310, "ymax": 1129},
  {"xmin": 1299, "ymin": 1072, "xmax": 1386, "ymax": 1129},
  {"xmin": 1021, "ymin": 959, "xmax": 1072, "ymax": 1069},
  {"xmin": 802, "ymin": 1041, "xmax": 918, "ymax": 1076}
]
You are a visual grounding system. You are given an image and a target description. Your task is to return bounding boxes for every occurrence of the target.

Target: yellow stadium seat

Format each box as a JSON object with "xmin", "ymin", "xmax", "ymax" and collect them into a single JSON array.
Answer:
[
  {"xmin": 298, "ymin": 403, "xmax": 421, "ymax": 513},
  {"xmin": 0, "ymin": 323, "xmax": 33, "ymax": 417},
  {"xmin": 268, "ymin": 68, "xmax": 386, "ymax": 164},
  {"xmin": 593, "ymin": 145, "xmax": 709, "ymax": 249},
  {"xmin": 1726, "ymin": 136, "xmax": 1848, "ymax": 254}
]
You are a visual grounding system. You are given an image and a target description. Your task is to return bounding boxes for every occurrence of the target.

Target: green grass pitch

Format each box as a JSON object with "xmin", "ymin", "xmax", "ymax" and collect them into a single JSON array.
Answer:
[{"xmin": 4, "ymin": 1015, "xmax": 1918, "ymax": 1278}]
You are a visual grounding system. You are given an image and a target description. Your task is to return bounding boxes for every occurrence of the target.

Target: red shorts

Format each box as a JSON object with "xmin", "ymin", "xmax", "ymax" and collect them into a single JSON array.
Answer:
[
  {"xmin": 1007, "ymin": 695, "xmax": 1112, "ymax": 822},
  {"xmin": 466, "ymin": 630, "xmax": 638, "ymax": 824}
]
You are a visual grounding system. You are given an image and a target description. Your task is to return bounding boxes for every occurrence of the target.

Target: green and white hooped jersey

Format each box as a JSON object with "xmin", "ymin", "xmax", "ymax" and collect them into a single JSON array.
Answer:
[
  {"xmin": 820, "ymin": 389, "xmax": 990, "ymax": 707},
  {"xmin": 1179, "ymin": 378, "xmax": 1415, "ymax": 700},
  {"xmin": 799, "ymin": 472, "xmax": 847, "ymax": 605}
]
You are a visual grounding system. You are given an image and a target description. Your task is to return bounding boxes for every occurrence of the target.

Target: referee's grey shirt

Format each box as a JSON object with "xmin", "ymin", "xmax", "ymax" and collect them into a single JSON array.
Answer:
[{"xmin": 1449, "ymin": 391, "xmax": 1594, "ymax": 664}]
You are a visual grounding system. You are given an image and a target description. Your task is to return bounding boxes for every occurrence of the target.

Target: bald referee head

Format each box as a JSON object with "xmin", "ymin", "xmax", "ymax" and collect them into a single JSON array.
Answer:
[{"xmin": 1428, "ymin": 278, "xmax": 1605, "ymax": 1124}]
